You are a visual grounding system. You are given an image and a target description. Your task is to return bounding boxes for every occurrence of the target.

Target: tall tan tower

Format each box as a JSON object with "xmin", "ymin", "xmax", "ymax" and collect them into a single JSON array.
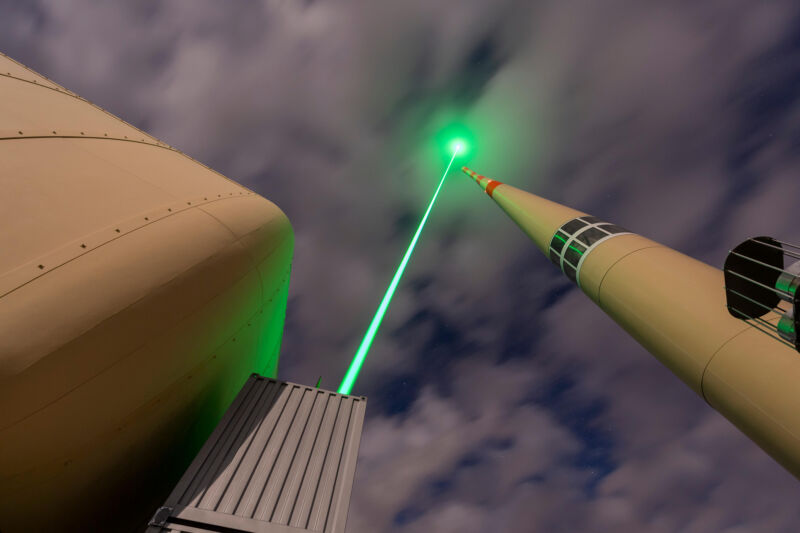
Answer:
[
  {"xmin": 0, "ymin": 53, "xmax": 294, "ymax": 531},
  {"xmin": 462, "ymin": 166, "xmax": 800, "ymax": 480}
]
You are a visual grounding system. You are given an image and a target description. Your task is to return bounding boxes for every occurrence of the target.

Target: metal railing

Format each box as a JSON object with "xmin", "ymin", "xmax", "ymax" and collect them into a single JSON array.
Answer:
[{"xmin": 724, "ymin": 236, "xmax": 800, "ymax": 353}]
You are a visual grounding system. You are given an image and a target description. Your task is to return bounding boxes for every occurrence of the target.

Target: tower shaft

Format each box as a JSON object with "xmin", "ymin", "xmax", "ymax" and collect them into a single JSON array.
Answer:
[{"xmin": 463, "ymin": 166, "xmax": 800, "ymax": 479}]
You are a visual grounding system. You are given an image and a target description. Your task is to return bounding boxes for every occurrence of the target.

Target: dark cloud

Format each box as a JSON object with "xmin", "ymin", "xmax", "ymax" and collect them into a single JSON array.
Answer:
[{"xmin": 4, "ymin": 0, "xmax": 800, "ymax": 531}]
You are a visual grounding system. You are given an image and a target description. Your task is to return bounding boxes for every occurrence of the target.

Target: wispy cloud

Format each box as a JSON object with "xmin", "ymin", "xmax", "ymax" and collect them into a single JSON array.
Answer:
[{"xmin": 4, "ymin": 0, "xmax": 800, "ymax": 530}]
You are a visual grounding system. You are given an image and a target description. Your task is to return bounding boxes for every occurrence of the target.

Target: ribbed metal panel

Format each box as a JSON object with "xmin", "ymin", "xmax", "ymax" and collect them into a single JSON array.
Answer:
[{"xmin": 147, "ymin": 375, "xmax": 366, "ymax": 533}]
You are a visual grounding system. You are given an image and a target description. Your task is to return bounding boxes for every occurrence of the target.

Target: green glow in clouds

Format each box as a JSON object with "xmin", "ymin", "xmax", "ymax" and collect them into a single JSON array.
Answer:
[{"xmin": 338, "ymin": 147, "xmax": 461, "ymax": 395}]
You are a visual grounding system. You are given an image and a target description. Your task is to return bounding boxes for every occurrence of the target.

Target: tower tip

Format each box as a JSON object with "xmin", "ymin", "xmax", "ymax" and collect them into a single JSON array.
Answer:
[{"xmin": 461, "ymin": 166, "xmax": 504, "ymax": 196}]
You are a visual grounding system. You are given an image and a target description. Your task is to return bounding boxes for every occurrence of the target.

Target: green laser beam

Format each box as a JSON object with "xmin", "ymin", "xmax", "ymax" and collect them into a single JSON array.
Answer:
[{"xmin": 338, "ymin": 148, "xmax": 461, "ymax": 395}]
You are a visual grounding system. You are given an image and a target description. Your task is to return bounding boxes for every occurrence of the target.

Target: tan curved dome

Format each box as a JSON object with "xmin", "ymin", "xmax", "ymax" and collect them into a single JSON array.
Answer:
[{"xmin": 0, "ymin": 52, "xmax": 294, "ymax": 531}]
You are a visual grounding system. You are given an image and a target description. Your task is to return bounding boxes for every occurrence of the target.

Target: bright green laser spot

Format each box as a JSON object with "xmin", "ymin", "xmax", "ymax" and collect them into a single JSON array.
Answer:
[
  {"xmin": 434, "ymin": 122, "xmax": 475, "ymax": 163},
  {"xmin": 338, "ymin": 148, "xmax": 460, "ymax": 395},
  {"xmin": 449, "ymin": 138, "xmax": 468, "ymax": 156}
]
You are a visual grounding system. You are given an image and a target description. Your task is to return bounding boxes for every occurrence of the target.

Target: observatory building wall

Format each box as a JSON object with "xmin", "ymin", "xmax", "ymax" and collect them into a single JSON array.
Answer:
[{"xmin": 0, "ymin": 52, "xmax": 294, "ymax": 531}]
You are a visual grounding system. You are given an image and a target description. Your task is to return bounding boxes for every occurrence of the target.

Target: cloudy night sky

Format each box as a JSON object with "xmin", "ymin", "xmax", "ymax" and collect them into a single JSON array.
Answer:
[{"xmin": 4, "ymin": 1, "xmax": 800, "ymax": 531}]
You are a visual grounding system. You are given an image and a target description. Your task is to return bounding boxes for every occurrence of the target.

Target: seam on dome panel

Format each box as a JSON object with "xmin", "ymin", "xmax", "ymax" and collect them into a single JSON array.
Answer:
[
  {"xmin": 0, "ymin": 266, "xmax": 291, "ymax": 433},
  {"xmin": 200, "ymin": 205, "xmax": 266, "ymax": 300},
  {"xmin": 0, "ymin": 57, "xmax": 258, "ymax": 193},
  {"xmin": 198, "ymin": 200, "xmax": 289, "ymax": 341},
  {"xmin": 1, "ymin": 69, "xmax": 161, "ymax": 143},
  {"xmin": 0, "ymin": 136, "xmax": 261, "ymax": 210},
  {"xmin": 0, "ymin": 133, "xmax": 170, "ymax": 148},
  {"xmin": 0, "ymin": 52, "xmax": 76, "ymax": 93},
  {"xmin": 1, "ymin": 303, "xmax": 285, "ymax": 471},
  {"xmin": 200, "ymin": 201, "xmax": 294, "ymax": 296},
  {"xmin": 0, "ymin": 192, "xmax": 254, "ymax": 299},
  {"xmin": 2, "ymin": 52, "xmax": 71, "ymax": 86},
  {"xmin": 66, "ymin": 136, "xmax": 192, "ymax": 202},
  {"xmin": 1, "ymin": 72, "xmax": 81, "ymax": 98},
  {"xmin": 0, "ymin": 131, "xmax": 257, "ymax": 194}
]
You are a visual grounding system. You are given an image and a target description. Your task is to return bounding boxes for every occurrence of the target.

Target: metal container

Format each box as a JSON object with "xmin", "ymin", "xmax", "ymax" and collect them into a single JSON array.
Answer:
[{"xmin": 147, "ymin": 375, "xmax": 367, "ymax": 533}]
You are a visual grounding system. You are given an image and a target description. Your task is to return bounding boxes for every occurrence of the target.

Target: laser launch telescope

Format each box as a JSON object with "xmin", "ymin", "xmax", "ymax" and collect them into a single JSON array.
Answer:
[{"xmin": 462, "ymin": 165, "xmax": 800, "ymax": 480}]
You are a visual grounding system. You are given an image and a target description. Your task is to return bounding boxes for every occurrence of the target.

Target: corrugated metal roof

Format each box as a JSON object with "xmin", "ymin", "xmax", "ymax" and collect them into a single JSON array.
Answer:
[{"xmin": 148, "ymin": 375, "xmax": 367, "ymax": 533}]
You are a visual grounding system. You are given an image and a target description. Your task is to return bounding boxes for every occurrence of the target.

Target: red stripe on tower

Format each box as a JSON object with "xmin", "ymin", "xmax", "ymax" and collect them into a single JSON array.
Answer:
[{"xmin": 485, "ymin": 179, "xmax": 503, "ymax": 197}]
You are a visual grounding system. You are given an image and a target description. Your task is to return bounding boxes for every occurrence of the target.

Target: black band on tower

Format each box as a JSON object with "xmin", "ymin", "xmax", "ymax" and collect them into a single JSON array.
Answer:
[{"xmin": 548, "ymin": 216, "xmax": 630, "ymax": 287}]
